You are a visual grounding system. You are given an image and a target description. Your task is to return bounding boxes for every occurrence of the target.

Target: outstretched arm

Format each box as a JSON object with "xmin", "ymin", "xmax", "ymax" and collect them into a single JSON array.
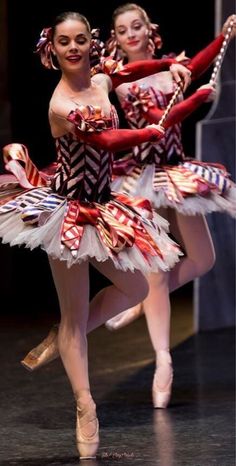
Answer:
[
  {"xmin": 139, "ymin": 86, "xmax": 215, "ymax": 128},
  {"xmin": 187, "ymin": 34, "xmax": 224, "ymax": 80},
  {"xmin": 110, "ymin": 58, "xmax": 177, "ymax": 89},
  {"xmin": 96, "ymin": 57, "xmax": 191, "ymax": 90},
  {"xmin": 187, "ymin": 14, "xmax": 236, "ymax": 80},
  {"xmin": 71, "ymin": 125, "xmax": 165, "ymax": 152},
  {"xmin": 76, "ymin": 125, "xmax": 164, "ymax": 152},
  {"xmin": 50, "ymin": 94, "xmax": 164, "ymax": 151}
]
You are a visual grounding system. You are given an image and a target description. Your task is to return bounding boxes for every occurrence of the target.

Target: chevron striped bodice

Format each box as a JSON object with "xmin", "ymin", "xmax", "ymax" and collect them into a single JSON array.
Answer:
[
  {"xmin": 51, "ymin": 106, "xmax": 118, "ymax": 203},
  {"xmin": 123, "ymin": 85, "xmax": 185, "ymax": 166}
]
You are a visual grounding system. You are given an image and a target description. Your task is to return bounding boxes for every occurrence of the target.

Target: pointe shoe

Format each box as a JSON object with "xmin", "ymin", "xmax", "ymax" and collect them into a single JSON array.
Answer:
[
  {"xmin": 105, "ymin": 303, "xmax": 143, "ymax": 331},
  {"xmin": 152, "ymin": 350, "xmax": 173, "ymax": 409},
  {"xmin": 76, "ymin": 397, "xmax": 99, "ymax": 459},
  {"xmin": 21, "ymin": 324, "xmax": 60, "ymax": 371}
]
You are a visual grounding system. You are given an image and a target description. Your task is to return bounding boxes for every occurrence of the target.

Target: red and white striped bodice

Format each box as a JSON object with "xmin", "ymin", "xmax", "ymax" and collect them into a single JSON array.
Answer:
[
  {"xmin": 117, "ymin": 72, "xmax": 185, "ymax": 165},
  {"xmin": 51, "ymin": 106, "xmax": 118, "ymax": 203}
]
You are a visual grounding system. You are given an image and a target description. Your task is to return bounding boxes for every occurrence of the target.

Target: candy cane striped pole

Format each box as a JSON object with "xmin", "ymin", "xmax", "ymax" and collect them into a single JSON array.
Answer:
[
  {"xmin": 158, "ymin": 81, "xmax": 183, "ymax": 127},
  {"xmin": 210, "ymin": 16, "xmax": 235, "ymax": 86},
  {"xmin": 159, "ymin": 16, "xmax": 235, "ymax": 127}
]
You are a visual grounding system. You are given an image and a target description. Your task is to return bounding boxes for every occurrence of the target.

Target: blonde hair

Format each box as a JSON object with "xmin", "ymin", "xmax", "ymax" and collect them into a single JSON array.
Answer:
[
  {"xmin": 106, "ymin": 3, "xmax": 162, "ymax": 61},
  {"xmin": 111, "ymin": 3, "xmax": 151, "ymax": 29}
]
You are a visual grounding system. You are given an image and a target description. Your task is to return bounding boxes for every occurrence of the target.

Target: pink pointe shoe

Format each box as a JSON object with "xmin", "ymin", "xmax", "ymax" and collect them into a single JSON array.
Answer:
[
  {"xmin": 76, "ymin": 396, "xmax": 99, "ymax": 459},
  {"xmin": 152, "ymin": 350, "xmax": 173, "ymax": 409},
  {"xmin": 105, "ymin": 303, "xmax": 143, "ymax": 331},
  {"xmin": 21, "ymin": 324, "xmax": 60, "ymax": 371}
]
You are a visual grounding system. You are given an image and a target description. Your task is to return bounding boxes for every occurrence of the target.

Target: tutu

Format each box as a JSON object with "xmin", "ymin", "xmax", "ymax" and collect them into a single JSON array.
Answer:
[
  {"xmin": 112, "ymin": 160, "xmax": 236, "ymax": 216},
  {"xmin": 0, "ymin": 103, "xmax": 182, "ymax": 272},
  {"xmin": 113, "ymin": 77, "xmax": 236, "ymax": 217},
  {"xmin": 0, "ymin": 183, "xmax": 180, "ymax": 271}
]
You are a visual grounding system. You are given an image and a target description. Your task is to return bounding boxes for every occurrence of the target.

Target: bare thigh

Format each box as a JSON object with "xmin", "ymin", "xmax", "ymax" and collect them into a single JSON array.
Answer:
[
  {"xmin": 90, "ymin": 258, "xmax": 149, "ymax": 302},
  {"xmin": 168, "ymin": 210, "xmax": 215, "ymax": 271}
]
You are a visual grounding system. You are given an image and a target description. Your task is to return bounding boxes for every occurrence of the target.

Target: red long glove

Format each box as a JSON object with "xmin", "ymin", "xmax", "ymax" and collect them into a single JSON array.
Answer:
[
  {"xmin": 111, "ymin": 58, "xmax": 177, "ymax": 88},
  {"xmin": 187, "ymin": 34, "xmax": 224, "ymax": 80},
  {"xmin": 111, "ymin": 35, "xmax": 224, "ymax": 87},
  {"xmin": 73, "ymin": 126, "xmax": 164, "ymax": 151},
  {"xmin": 140, "ymin": 88, "xmax": 212, "ymax": 128}
]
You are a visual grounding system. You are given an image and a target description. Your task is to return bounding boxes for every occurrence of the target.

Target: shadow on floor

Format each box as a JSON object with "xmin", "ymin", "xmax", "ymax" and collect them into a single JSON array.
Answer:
[{"xmin": 0, "ymin": 318, "xmax": 234, "ymax": 466}]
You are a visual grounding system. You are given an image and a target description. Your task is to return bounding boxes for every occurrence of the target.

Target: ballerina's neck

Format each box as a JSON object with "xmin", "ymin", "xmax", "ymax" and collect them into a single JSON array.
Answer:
[
  {"xmin": 60, "ymin": 73, "xmax": 92, "ymax": 94},
  {"xmin": 127, "ymin": 50, "xmax": 153, "ymax": 63}
]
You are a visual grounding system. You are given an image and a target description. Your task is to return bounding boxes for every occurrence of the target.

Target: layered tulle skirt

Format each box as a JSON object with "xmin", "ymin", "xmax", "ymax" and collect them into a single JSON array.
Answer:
[
  {"xmin": 112, "ymin": 158, "xmax": 236, "ymax": 216},
  {"xmin": 0, "ymin": 148, "xmax": 181, "ymax": 272}
]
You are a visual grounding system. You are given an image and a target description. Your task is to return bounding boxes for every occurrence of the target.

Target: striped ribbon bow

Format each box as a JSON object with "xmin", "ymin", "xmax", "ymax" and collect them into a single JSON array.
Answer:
[
  {"xmin": 61, "ymin": 194, "xmax": 163, "ymax": 261},
  {"xmin": 3, "ymin": 143, "xmax": 48, "ymax": 189}
]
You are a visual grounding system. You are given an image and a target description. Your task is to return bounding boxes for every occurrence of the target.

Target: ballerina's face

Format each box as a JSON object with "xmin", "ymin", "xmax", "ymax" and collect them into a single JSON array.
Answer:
[
  {"xmin": 114, "ymin": 9, "xmax": 150, "ymax": 58},
  {"xmin": 51, "ymin": 18, "xmax": 91, "ymax": 73}
]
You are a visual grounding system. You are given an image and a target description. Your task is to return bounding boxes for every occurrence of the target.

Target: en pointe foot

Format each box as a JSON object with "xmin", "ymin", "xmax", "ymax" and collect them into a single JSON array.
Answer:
[
  {"xmin": 105, "ymin": 303, "xmax": 143, "ymax": 331},
  {"xmin": 76, "ymin": 396, "xmax": 99, "ymax": 459},
  {"xmin": 152, "ymin": 350, "xmax": 173, "ymax": 409},
  {"xmin": 21, "ymin": 324, "xmax": 60, "ymax": 371}
]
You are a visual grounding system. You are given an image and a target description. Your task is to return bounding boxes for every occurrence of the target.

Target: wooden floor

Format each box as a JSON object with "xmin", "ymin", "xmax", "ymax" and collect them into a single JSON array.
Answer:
[
  {"xmin": 0, "ymin": 284, "xmax": 235, "ymax": 466},
  {"xmin": 0, "ymin": 285, "xmax": 235, "ymax": 465},
  {"xmin": 90, "ymin": 284, "xmax": 194, "ymax": 375}
]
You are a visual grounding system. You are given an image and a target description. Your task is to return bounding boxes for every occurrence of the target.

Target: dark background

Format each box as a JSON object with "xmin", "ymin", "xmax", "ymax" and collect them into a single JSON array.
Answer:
[{"xmin": 1, "ymin": 0, "xmax": 215, "ymax": 319}]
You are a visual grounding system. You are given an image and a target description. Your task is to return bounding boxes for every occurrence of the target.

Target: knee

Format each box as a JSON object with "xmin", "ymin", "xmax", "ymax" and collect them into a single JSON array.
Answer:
[
  {"xmin": 196, "ymin": 246, "xmax": 216, "ymax": 277},
  {"xmin": 148, "ymin": 271, "xmax": 169, "ymax": 290},
  {"xmin": 133, "ymin": 273, "xmax": 149, "ymax": 302}
]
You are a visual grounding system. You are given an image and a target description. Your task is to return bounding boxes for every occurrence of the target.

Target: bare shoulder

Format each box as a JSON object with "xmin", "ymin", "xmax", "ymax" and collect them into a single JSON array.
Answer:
[
  {"xmin": 115, "ymin": 82, "xmax": 131, "ymax": 101},
  {"xmin": 49, "ymin": 90, "xmax": 76, "ymax": 138},
  {"xmin": 92, "ymin": 73, "xmax": 112, "ymax": 93},
  {"xmin": 49, "ymin": 89, "xmax": 73, "ymax": 119}
]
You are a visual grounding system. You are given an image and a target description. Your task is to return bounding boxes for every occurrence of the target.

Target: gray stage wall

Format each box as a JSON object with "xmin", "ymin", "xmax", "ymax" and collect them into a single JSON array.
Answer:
[{"xmin": 194, "ymin": 0, "xmax": 235, "ymax": 331}]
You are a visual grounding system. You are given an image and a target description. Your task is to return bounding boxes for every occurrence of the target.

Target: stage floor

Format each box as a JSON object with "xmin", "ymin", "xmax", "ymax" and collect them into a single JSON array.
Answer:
[{"xmin": 0, "ymin": 305, "xmax": 234, "ymax": 465}]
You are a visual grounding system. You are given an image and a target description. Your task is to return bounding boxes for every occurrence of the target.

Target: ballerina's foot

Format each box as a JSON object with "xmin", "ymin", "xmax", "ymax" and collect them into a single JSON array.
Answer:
[
  {"xmin": 21, "ymin": 324, "xmax": 59, "ymax": 371},
  {"xmin": 105, "ymin": 304, "xmax": 143, "ymax": 331},
  {"xmin": 76, "ymin": 394, "xmax": 99, "ymax": 459},
  {"xmin": 152, "ymin": 350, "xmax": 173, "ymax": 409}
]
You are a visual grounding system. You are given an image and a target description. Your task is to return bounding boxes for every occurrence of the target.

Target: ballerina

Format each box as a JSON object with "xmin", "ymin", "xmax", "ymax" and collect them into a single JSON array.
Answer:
[{"xmin": 0, "ymin": 11, "xmax": 193, "ymax": 457}]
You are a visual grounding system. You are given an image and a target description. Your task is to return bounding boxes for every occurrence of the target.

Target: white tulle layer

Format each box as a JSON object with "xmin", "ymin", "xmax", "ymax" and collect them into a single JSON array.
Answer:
[
  {"xmin": 112, "ymin": 164, "xmax": 236, "ymax": 217},
  {"xmin": 0, "ymin": 198, "xmax": 181, "ymax": 272}
]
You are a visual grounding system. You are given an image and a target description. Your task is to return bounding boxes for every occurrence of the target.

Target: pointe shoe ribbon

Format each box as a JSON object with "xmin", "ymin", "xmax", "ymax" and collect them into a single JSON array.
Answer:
[
  {"xmin": 76, "ymin": 399, "xmax": 99, "ymax": 459},
  {"xmin": 21, "ymin": 324, "xmax": 60, "ymax": 371},
  {"xmin": 152, "ymin": 350, "xmax": 173, "ymax": 409}
]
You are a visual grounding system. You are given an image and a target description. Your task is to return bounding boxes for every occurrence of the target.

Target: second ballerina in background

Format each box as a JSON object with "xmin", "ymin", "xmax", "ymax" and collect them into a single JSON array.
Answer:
[{"xmin": 104, "ymin": 3, "xmax": 236, "ymax": 408}]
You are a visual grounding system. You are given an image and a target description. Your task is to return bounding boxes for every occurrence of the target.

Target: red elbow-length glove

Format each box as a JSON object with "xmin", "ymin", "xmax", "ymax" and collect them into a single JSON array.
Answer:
[
  {"xmin": 187, "ymin": 34, "xmax": 224, "ymax": 80},
  {"xmin": 105, "ymin": 34, "xmax": 224, "ymax": 87},
  {"xmin": 102, "ymin": 57, "xmax": 177, "ymax": 89},
  {"xmin": 138, "ymin": 88, "xmax": 213, "ymax": 128},
  {"xmin": 67, "ymin": 123, "xmax": 164, "ymax": 152}
]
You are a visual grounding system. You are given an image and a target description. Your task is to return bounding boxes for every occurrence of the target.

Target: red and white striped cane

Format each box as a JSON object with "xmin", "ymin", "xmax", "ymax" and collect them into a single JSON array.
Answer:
[
  {"xmin": 158, "ymin": 81, "xmax": 184, "ymax": 128},
  {"xmin": 158, "ymin": 15, "xmax": 235, "ymax": 127},
  {"xmin": 210, "ymin": 16, "xmax": 235, "ymax": 86}
]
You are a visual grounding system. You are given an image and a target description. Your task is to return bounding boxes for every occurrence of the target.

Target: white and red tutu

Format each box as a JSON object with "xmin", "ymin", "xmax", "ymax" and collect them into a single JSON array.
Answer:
[
  {"xmin": 112, "ymin": 79, "xmax": 236, "ymax": 217},
  {"xmin": 0, "ymin": 104, "xmax": 181, "ymax": 272}
]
